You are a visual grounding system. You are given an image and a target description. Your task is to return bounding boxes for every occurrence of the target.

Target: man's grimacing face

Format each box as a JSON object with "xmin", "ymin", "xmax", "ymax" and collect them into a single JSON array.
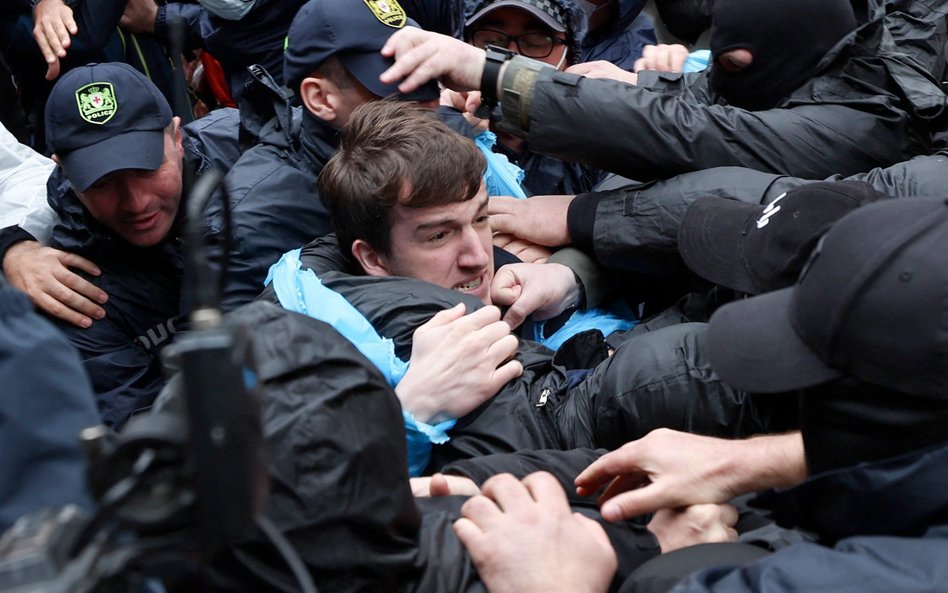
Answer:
[
  {"xmin": 73, "ymin": 127, "xmax": 185, "ymax": 247},
  {"xmin": 373, "ymin": 183, "xmax": 495, "ymax": 305}
]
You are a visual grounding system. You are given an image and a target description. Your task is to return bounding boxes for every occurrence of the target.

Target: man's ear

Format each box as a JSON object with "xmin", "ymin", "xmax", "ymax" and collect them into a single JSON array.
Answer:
[
  {"xmin": 299, "ymin": 75, "xmax": 337, "ymax": 122},
  {"xmin": 171, "ymin": 116, "xmax": 184, "ymax": 147},
  {"xmin": 351, "ymin": 239, "xmax": 391, "ymax": 277}
]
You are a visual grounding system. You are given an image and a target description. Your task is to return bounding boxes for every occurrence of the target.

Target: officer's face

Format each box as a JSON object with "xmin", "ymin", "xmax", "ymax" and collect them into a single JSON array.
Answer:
[
  {"xmin": 375, "ymin": 183, "xmax": 494, "ymax": 305},
  {"xmin": 76, "ymin": 127, "xmax": 184, "ymax": 247},
  {"xmin": 468, "ymin": 7, "xmax": 570, "ymax": 70}
]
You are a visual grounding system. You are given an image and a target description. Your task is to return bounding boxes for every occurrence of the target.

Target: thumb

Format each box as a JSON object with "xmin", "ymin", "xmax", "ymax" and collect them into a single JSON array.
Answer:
[
  {"xmin": 501, "ymin": 298, "xmax": 530, "ymax": 330},
  {"xmin": 490, "ymin": 279, "xmax": 521, "ymax": 307},
  {"xmin": 464, "ymin": 90, "xmax": 482, "ymax": 114},
  {"xmin": 488, "ymin": 212, "xmax": 516, "ymax": 235}
]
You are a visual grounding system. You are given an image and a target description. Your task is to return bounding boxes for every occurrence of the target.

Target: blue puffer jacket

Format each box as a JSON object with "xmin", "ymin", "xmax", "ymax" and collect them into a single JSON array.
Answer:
[
  {"xmin": 45, "ymin": 108, "xmax": 241, "ymax": 429},
  {"xmin": 673, "ymin": 443, "xmax": 948, "ymax": 593}
]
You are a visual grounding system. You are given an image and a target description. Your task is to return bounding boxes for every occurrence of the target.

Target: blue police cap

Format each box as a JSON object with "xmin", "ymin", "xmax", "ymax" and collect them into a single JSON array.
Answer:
[
  {"xmin": 283, "ymin": 0, "xmax": 440, "ymax": 101},
  {"xmin": 45, "ymin": 63, "xmax": 172, "ymax": 193}
]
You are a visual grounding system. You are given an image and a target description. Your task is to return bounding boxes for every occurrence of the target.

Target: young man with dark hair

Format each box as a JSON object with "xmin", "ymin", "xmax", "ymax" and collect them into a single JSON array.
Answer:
[
  {"xmin": 320, "ymin": 99, "xmax": 494, "ymax": 303},
  {"xmin": 271, "ymin": 100, "xmax": 779, "ymax": 476}
]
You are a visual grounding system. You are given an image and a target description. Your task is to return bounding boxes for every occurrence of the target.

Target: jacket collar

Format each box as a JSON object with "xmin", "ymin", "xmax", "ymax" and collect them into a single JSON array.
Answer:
[{"xmin": 297, "ymin": 110, "xmax": 342, "ymax": 172}]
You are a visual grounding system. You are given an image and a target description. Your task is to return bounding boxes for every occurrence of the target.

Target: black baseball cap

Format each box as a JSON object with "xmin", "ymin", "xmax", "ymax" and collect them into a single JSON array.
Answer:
[
  {"xmin": 466, "ymin": 0, "xmax": 569, "ymax": 33},
  {"xmin": 283, "ymin": 0, "xmax": 440, "ymax": 101},
  {"xmin": 679, "ymin": 181, "xmax": 888, "ymax": 295},
  {"xmin": 45, "ymin": 63, "xmax": 172, "ymax": 193},
  {"xmin": 707, "ymin": 197, "xmax": 948, "ymax": 396}
]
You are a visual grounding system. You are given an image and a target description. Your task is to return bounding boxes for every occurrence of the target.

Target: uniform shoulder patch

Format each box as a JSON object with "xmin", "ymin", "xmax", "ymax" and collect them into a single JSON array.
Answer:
[
  {"xmin": 363, "ymin": 0, "xmax": 406, "ymax": 28},
  {"xmin": 75, "ymin": 82, "xmax": 118, "ymax": 125}
]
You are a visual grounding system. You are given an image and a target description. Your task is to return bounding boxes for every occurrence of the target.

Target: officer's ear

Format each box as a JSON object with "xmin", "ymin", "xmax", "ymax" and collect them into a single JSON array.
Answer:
[
  {"xmin": 169, "ymin": 116, "xmax": 184, "ymax": 153},
  {"xmin": 351, "ymin": 239, "xmax": 392, "ymax": 277},
  {"xmin": 299, "ymin": 75, "xmax": 339, "ymax": 124}
]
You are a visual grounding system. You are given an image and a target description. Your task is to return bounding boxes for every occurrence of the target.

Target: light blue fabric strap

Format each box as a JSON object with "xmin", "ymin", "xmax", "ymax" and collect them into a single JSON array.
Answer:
[
  {"xmin": 265, "ymin": 249, "xmax": 455, "ymax": 475},
  {"xmin": 533, "ymin": 307, "xmax": 637, "ymax": 352},
  {"xmin": 684, "ymin": 49, "xmax": 711, "ymax": 73},
  {"xmin": 476, "ymin": 130, "xmax": 528, "ymax": 199}
]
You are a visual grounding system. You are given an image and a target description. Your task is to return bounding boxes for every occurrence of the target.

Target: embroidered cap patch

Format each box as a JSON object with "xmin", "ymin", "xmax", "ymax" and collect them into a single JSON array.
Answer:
[
  {"xmin": 75, "ymin": 82, "xmax": 117, "ymax": 125},
  {"xmin": 363, "ymin": 0, "xmax": 406, "ymax": 28}
]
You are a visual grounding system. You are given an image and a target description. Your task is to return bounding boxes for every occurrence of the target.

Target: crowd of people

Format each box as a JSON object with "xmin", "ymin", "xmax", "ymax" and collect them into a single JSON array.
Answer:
[{"xmin": 1, "ymin": 0, "xmax": 947, "ymax": 592}]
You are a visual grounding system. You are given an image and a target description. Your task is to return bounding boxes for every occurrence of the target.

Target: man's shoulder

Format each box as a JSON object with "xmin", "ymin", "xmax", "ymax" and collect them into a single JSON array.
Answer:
[
  {"xmin": 223, "ymin": 141, "xmax": 318, "ymax": 201},
  {"xmin": 183, "ymin": 107, "xmax": 243, "ymax": 174}
]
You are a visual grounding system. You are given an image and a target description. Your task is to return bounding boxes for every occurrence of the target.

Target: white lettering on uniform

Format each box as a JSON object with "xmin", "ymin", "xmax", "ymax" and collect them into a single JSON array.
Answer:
[{"xmin": 756, "ymin": 192, "xmax": 788, "ymax": 229}]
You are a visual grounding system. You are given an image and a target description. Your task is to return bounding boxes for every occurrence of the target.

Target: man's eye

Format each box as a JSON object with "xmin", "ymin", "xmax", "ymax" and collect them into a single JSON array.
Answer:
[
  {"xmin": 475, "ymin": 215, "xmax": 490, "ymax": 226},
  {"xmin": 429, "ymin": 231, "xmax": 447, "ymax": 242},
  {"xmin": 520, "ymin": 34, "xmax": 549, "ymax": 49}
]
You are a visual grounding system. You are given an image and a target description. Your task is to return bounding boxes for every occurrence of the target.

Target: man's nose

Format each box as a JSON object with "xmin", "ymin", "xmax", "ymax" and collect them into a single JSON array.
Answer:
[
  {"xmin": 118, "ymin": 177, "xmax": 152, "ymax": 213},
  {"xmin": 459, "ymin": 227, "xmax": 490, "ymax": 268}
]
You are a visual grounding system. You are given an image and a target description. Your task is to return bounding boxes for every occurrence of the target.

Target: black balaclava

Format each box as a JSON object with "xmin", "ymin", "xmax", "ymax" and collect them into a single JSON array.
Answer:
[
  {"xmin": 800, "ymin": 378, "xmax": 948, "ymax": 475},
  {"xmin": 709, "ymin": 0, "xmax": 856, "ymax": 111}
]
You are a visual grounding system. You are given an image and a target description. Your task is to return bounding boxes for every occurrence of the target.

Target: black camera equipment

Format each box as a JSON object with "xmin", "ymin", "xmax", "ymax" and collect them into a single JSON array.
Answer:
[{"xmin": 0, "ymin": 170, "xmax": 315, "ymax": 593}]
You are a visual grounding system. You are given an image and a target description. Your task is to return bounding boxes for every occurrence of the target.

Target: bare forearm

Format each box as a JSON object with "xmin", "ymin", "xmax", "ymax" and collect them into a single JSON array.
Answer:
[{"xmin": 719, "ymin": 432, "xmax": 806, "ymax": 494}]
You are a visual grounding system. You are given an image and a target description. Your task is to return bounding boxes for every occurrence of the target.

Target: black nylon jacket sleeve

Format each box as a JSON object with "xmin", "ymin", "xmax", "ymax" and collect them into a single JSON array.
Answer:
[
  {"xmin": 568, "ymin": 152, "xmax": 948, "ymax": 278},
  {"xmin": 520, "ymin": 67, "xmax": 912, "ymax": 181},
  {"xmin": 500, "ymin": 16, "xmax": 942, "ymax": 181}
]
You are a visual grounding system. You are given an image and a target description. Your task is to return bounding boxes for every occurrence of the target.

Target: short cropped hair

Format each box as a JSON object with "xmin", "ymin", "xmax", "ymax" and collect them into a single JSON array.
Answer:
[
  {"xmin": 312, "ymin": 55, "xmax": 353, "ymax": 90},
  {"xmin": 319, "ymin": 100, "xmax": 486, "ymax": 256}
]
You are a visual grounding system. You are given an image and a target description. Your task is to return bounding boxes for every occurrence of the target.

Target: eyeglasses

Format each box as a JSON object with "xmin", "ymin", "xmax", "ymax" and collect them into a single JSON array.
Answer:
[{"xmin": 469, "ymin": 29, "xmax": 567, "ymax": 59}]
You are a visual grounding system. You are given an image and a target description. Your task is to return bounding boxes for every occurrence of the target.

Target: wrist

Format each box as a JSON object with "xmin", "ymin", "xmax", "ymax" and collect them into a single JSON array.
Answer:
[
  {"xmin": 146, "ymin": 4, "xmax": 158, "ymax": 32},
  {"xmin": 555, "ymin": 263, "xmax": 583, "ymax": 311},
  {"xmin": 395, "ymin": 375, "xmax": 439, "ymax": 423},
  {"xmin": 0, "ymin": 230, "xmax": 39, "ymax": 271},
  {"xmin": 726, "ymin": 432, "xmax": 806, "ymax": 493},
  {"xmin": 475, "ymin": 45, "xmax": 516, "ymax": 119}
]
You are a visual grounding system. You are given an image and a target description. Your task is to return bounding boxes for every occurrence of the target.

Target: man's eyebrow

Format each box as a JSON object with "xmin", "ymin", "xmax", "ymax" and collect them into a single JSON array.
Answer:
[
  {"xmin": 413, "ymin": 198, "xmax": 489, "ymax": 232},
  {"xmin": 414, "ymin": 217, "xmax": 458, "ymax": 232}
]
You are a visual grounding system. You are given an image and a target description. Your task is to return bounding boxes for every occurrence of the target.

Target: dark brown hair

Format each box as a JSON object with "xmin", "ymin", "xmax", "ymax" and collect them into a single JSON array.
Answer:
[{"xmin": 319, "ymin": 100, "xmax": 486, "ymax": 255}]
